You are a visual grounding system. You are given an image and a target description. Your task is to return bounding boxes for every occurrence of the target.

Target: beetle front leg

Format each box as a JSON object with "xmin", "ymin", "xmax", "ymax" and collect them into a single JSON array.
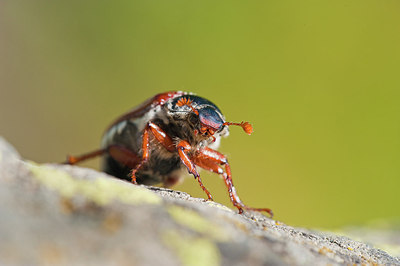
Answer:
[
  {"xmin": 131, "ymin": 122, "xmax": 176, "ymax": 183},
  {"xmin": 192, "ymin": 147, "xmax": 273, "ymax": 217},
  {"xmin": 130, "ymin": 127, "xmax": 149, "ymax": 184},
  {"xmin": 177, "ymin": 140, "xmax": 213, "ymax": 201}
]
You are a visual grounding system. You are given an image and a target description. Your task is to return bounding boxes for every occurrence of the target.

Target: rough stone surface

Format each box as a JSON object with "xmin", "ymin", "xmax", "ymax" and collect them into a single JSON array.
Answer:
[{"xmin": 0, "ymin": 137, "xmax": 399, "ymax": 266}]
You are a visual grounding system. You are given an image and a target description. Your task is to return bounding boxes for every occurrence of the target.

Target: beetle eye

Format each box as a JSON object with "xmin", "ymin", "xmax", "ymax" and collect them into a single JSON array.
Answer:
[{"xmin": 198, "ymin": 107, "xmax": 224, "ymax": 132}]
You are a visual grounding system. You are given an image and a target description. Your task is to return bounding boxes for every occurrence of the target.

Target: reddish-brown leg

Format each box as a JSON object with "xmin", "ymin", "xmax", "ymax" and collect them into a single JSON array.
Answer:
[
  {"xmin": 107, "ymin": 145, "xmax": 141, "ymax": 168},
  {"xmin": 131, "ymin": 126, "xmax": 150, "ymax": 184},
  {"xmin": 177, "ymin": 140, "xmax": 213, "ymax": 201},
  {"xmin": 131, "ymin": 122, "xmax": 175, "ymax": 183},
  {"xmin": 66, "ymin": 149, "xmax": 105, "ymax": 164},
  {"xmin": 196, "ymin": 175, "xmax": 213, "ymax": 201},
  {"xmin": 192, "ymin": 147, "xmax": 273, "ymax": 217},
  {"xmin": 66, "ymin": 145, "xmax": 141, "ymax": 168}
]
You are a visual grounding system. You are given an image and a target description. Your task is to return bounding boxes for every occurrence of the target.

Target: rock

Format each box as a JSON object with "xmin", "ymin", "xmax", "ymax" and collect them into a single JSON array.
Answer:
[{"xmin": 0, "ymin": 137, "xmax": 398, "ymax": 266}]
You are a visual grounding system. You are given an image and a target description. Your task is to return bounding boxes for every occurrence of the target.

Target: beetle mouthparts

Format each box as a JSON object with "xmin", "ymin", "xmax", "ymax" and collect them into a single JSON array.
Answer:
[{"xmin": 223, "ymin": 121, "xmax": 253, "ymax": 135}]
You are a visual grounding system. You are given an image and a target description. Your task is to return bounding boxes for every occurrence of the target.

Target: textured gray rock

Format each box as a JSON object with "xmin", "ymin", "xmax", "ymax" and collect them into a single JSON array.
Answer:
[{"xmin": 0, "ymin": 137, "xmax": 399, "ymax": 266}]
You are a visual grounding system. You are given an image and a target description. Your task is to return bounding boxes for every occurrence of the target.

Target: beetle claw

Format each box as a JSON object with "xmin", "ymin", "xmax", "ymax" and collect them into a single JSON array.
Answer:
[{"xmin": 241, "ymin": 206, "xmax": 274, "ymax": 218}]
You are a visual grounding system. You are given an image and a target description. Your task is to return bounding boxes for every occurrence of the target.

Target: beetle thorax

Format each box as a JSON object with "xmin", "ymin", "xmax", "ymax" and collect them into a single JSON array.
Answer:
[{"xmin": 156, "ymin": 109, "xmax": 225, "ymax": 152}]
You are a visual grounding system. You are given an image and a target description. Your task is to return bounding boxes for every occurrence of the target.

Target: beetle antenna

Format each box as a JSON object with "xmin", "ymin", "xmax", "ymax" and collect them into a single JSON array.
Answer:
[
  {"xmin": 176, "ymin": 97, "xmax": 199, "ymax": 115},
  {"xmin": 223, "ymin": 121, "xmax": 253, "ymax": 135}
]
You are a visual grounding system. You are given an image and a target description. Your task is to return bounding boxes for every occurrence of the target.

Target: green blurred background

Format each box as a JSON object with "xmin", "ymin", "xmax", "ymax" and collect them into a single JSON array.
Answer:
[{"xmin": 1, "ymin": 1, "xmax": 399, "ymax": 229}]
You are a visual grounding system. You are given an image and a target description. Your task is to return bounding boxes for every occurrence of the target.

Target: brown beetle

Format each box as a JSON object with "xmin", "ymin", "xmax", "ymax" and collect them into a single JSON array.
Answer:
[{"xmin": 67, "ymin": 91, "xmax": 273, "ymax": 216}]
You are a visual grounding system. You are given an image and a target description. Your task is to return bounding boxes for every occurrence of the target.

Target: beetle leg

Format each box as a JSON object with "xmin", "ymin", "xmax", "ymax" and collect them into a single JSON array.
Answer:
[
  {"xmin": 177, "ymin": 140, "xmax": 213, "ymax": 201},
  {"xmin": 66, "ymin": 145, "xmax": 141, "ymax": 167},
  {"xmin": 66, "ymin": 149, "xmax": 106, "ymax": 164},
  {"xmin": 131, "ymin": 122, "xmax": 175, "ymax": 183},
  {"xmin": 107, "ymin": 145, "xmax": 141, "ymax": 168},
  {"xmin": 131, "ymin": 125, "xmax": 150, "ymax": 184},
  {"xmin": 192, "ymin": 147, "xmax": 273, "ymax": 217},
  {"xmin": 146, "ymin": 122, "xmax": 175, "ymax": 152},
  {"xmin": 176, "ymin": 140, "xmax": 199, "ymax": 177}
]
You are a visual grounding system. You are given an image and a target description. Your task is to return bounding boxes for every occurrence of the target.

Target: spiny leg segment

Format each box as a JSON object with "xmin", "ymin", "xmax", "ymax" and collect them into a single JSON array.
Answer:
[
  {"xmin": 177, "ymin": 140, "xmax": 213, "ymax": 201},
  {"xmin": 132, "ymin": 123, "xmax": 214, "ymax": 200},
  {"xmin": 192, "ymin": 147, "xmax": 273, "ymax": 217},
  {"xmin": 131, "ymin": 122, "xmax": 175, "ymax": 183}
]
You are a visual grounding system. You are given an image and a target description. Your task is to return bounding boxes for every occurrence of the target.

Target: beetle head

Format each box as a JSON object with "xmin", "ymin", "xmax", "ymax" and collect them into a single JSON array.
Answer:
[{"xmin": 171, "ymin": 96, "xmax": 253, "ymax": 141}]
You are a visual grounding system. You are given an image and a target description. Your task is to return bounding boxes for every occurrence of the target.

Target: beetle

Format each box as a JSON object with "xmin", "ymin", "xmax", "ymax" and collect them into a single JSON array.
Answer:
[{"xmin": 66, "ymin": 91, "xmax": 273, "ymax": 216}]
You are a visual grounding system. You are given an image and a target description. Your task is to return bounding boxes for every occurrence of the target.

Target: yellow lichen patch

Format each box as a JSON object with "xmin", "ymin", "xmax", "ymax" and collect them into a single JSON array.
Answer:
[
  {"xmin": 27, "ymin": 162, "xmax": 162, "ymax": 206},
  {"xmin": 347, "ymin": 246, "xmax": 353, "ymax": 251},
  {"xmin": 318, "ymin": 246, "xmax": 333, "ymax": 255},
  {"xmin": 167, "ymin": 206, "xmax": 230, "ymax": 242},
  {"xmin": 162, "ymin": 230, "xmax": 221, "ymax": 266}
]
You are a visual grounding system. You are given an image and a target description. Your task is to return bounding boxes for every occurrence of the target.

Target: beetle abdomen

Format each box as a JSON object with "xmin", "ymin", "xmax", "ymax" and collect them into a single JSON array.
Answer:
[{"xmin": 101, "ymin": 120, "xmax": 141, "ymax": 180}]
